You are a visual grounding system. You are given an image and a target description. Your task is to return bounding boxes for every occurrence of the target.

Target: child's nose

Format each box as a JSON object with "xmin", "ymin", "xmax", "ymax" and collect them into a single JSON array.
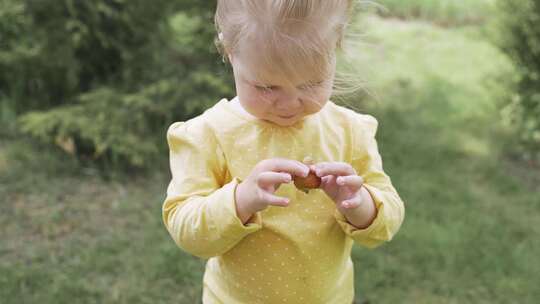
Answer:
[{"xmin": 274, "ymin": 90, "xmax": 302, "ymax": 111}]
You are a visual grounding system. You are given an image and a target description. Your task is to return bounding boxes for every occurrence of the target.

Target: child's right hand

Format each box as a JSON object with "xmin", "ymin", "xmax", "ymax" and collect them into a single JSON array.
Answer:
[{"xmin": 235, "ymin": 158, "xmax": 310, "ymax": 223}]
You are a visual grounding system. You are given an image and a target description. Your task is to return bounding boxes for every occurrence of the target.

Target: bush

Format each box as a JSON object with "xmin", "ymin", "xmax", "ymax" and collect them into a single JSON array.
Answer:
[
  {"xmin": 374, "ymin": 0, "xmax": 495, "ymax": 26},
  {"xmin": 1, "ymin": 0, "xmax": 233, "ymax": 171},
  {"xmin": 496, "ymin": 0, "xmax": 540, "ymax": 163}
]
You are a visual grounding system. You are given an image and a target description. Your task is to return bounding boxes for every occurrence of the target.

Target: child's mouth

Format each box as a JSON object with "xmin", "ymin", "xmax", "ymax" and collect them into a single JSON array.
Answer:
[{"xmin": 277, "ymin": 114, "xmax": 297, "ymax": 119}]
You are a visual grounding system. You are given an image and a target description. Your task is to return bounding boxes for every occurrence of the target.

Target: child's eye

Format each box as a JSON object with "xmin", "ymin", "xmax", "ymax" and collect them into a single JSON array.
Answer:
[
  {"xmin": 254, "ymin": 81, "xmax": 324, "ymax": 93},
  {"xmin": 298, "ymin": 81, "xmax": 324, "ymax": 91},
  {"xmin": 255, "ymin": 85, "xmax": 275, "ymax": 93}
]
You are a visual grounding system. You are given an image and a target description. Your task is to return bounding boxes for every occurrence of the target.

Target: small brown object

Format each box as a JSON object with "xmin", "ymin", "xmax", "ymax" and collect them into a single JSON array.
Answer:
[{"xmin": 293, "ymin": 156, "xmax": 321, "ymax": 193}]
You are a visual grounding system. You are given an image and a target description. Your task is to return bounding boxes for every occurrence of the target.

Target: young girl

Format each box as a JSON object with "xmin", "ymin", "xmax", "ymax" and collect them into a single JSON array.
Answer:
[{"xmin": 162, "ymin": 1, "xmax": 405, "ymax": 303}]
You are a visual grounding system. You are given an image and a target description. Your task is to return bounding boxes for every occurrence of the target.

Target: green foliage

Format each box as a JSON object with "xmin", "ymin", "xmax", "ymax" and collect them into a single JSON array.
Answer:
[
  {"xmin": 496, "ymin": 0, "xmax": 540, "ymax": 162},
  {"xmin": 2, "ymin": 15, "xmax": 540, "ymax": 302},
  {"xmin": 2, "ymin": 9, "xmax": 540, "ymax": 304},
  {"xmin": 1, "ymin": 0, "xmax": 233, "ymax": 170},
  {"xmin": 374, "ymin": 0, "xmax": 495, "ymax": 26},
  {"xmin": 18, "ymin": 74, "xmax": 229, "ymax": 170}
]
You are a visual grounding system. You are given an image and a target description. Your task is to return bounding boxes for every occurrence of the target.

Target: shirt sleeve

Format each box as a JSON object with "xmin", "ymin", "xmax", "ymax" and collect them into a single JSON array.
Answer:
[
  {"xmin": 334, "ymin": 114, "xmax": 405, "ymax": 249},
  {"xmin": 162, "ymin": 120, "xmax": 262, "ymax": 259}
]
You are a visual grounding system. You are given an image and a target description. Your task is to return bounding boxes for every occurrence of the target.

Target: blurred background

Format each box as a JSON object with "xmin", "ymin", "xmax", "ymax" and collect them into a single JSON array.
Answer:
[{"xmin": 1, "ymin": 0, "xmax": 539, "ymax": 303}]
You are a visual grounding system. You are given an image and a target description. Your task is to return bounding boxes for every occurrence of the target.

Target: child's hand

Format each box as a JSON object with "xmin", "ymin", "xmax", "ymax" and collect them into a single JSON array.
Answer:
[
  {"xmin": 310, "ymin": 162, "xmax": 365, "ymax": 212},
  {"xmin": 235, "ymin": 158, "xmax": 310, "ymax": 220}
]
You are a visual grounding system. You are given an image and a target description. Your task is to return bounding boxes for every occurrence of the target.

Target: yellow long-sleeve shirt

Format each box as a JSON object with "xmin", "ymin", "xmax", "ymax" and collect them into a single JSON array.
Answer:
[{"xmin": 162, "ymin": 97, "xmax": 405, "ymax": 304}]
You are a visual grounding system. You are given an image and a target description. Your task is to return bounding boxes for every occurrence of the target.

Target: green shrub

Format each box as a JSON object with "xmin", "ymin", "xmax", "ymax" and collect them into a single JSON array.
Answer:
[
  {"xmin": 18, "ymin": 74, "xmax": 230, "ymax": 170},
  {"xmin": 374, "ymin": 0, "xmax": 495, "ymax": 26},
  {"xmin": 496, "ymin": 0, "xmax": 540, "ymax": 162},
  {"xmin": 2, "ymin": 0, "xmax": 233, "ymax": 170}
]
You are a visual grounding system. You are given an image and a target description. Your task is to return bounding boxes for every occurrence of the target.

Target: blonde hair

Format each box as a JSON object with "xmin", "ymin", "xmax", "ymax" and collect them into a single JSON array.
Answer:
[{"xmin": 215, "ymin": 0, "xmax": 364, "ymax": 98}]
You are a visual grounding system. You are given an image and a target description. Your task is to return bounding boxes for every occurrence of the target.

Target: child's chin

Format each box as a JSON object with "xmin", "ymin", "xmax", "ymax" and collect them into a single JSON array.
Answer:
[
  {"xmin": 272, "ymin": 119, "xmax": 299, "ymax": 127},
  {"xmin": 269, "ymin": 116, "xmax": 305, "ymax": 126}
]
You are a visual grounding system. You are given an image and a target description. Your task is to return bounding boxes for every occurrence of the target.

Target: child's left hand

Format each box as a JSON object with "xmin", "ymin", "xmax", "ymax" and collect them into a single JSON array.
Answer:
[{"xmin": 310, "ymin": 162, "xmax": 365, "ymax": 212}]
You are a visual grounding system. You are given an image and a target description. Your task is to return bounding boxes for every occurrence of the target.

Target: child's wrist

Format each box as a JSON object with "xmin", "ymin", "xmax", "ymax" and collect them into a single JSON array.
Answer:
[
  {"xmin": 341, "ymin": 186, "xmax": 377, "ymax": 229},
  {"xmin": 234, "ymin": 181, "xmax": 256, "ymax": 224}
]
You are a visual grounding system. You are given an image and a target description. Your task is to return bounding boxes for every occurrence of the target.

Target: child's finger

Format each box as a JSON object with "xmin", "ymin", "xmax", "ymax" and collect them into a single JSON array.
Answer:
[
  {"xmin": 320, "ymin": 175, "xmax": 331, "ymax": 185},
  {"xmin": 320, "ymin": 175, "xmax": 335, "ymax": 188},
  {"xmin": 264, "ymin": 158, "xmax": 310, "ymax": 177},
  {"xmin": 313, "ymin": 162, "xmax": 356, "ymax": 177},
  {"xmin": 256, "ymin": 172, "xmax": 291, "ymax": 189},
  {"xmin": 336, "ymin": 175, "xmax": 364, "ymax": 189},
  {"xmin": 260, "ymin": 191, "xmax": 290, "ymax": 207},
  {"xmin": 341, "ymin": 195, "xmax": 363, "ymax": 209}
]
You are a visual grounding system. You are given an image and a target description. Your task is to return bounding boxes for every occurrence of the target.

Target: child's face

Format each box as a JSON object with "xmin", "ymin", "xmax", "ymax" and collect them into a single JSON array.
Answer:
[{"xmin": 230, "ymin": 53, "xmax": 335, "ymax": 127}]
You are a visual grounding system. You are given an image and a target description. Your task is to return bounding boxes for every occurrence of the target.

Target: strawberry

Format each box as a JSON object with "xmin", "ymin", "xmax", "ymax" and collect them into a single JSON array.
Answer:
[
  {"xmin": 293, "ymin": 171, "xmax": 321, "ymax": 194},
  {"xmin": 293, "ymin": 156, "xmax": 321, "ymax": 193}
]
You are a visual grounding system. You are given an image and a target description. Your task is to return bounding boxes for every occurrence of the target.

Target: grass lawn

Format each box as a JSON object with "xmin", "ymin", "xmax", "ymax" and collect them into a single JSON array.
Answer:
[
  {"xmin": 2, "ymin": 11, "xmax": 539, "ymax": 304},
  {"xmin": 344, "ymin": 15, "xmax": 539, "ymax": 304},
  {"xmin": 373, "ymin": 0, "xmax": 496, "ymax": 26}
]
